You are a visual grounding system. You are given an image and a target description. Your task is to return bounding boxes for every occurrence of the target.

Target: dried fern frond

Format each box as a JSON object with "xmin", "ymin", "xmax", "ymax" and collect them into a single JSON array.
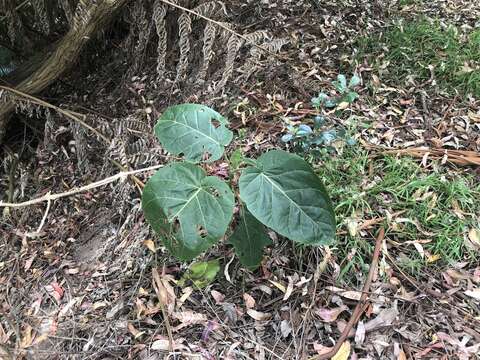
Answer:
[
  {"xmin": 125, "ymin": 138, "xmax": 148, "ymax": 155},
  {"xmin": 60, "ymin": 0, "xmax": 74, "ymax": 25},
  {"xmin": 133, "ymin": 2, "xmax": 152, "ymax": 72},
  {"xmin": 72, "ymin": 0, "xmax": 95, "ymax": 31},
  {"xmin": 33, "ymin": 0, "xmax": 50, "ymax": 34},
  {"xmin": 216, "ymin": 34, "xmax": 243, "ymax": 92},
  {"xmin": 198, "ymin": 21, "xmax": 216, "ymax": 81},
  {"xmin": 71, "ymin": 121, "xmax": 90, "ymax": 174},
  {"xmin": 153, "ymin": 0, "xmax": 168, "ymax": 79},
  {"xmin": 175, "ymin": 12, "xmax": 192, "ymax": 83},
  {"xmin": 191, "ymin": 1, "xmax": 226, "ymax": 19},
  {"xmin": 250, "ymin": 38, "xmax": 289, "ymax": 58},
  {"xmin": 4, "ymin": 0, "xmax": 23, "ymax": 46},
  {"xmin": 243, "ymin": 30, "xmax": 270, "ymax": 45}
]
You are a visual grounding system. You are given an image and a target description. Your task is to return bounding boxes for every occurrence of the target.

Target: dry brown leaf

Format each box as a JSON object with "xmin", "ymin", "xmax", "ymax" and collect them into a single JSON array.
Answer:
[
  {"xmin": 143, "ymin": 239, "xmax": 156, "ymax": 253},
  {"xmin": 332, "ymin": 341, "xmax": 351, "ymax": 360},
  {"xmin": 464, "ymin": 288, "xmax": 480, "ymax": 300},
  {"xmin": 151, "ymin": 338, "xmax": 186, "ymax": 351},
  {"xmin": 152, "ymin": 268, "xmax": 176, "ymax": 313},
  {"xmin": 313, "ymin": 343, "xmax": 332, "ymax": 355},
  {"xmin": 326, "ymin": 286, "xmax": 362, "ymax": 300},
  {"xmin": 283, "ymin": 277, "xmax": 295, "ymax": 300},
  {"xmin": 315, "ymin": 305, "xmax": 348, "ymax": 323},
  {"xmin": 268, "ymin": 280, "xmax": 286, "ymax": 293},
  {"xmin": 363, "ymin": 308, "xmax": 398, "ymax": 332},
  {"xmin": 19, "ymin": 325, "xmax": 34, "ymax": 349},
  {"xmin": 246, "ymin": 309, "xmax": 271, "ymax": 321},
  {"xmin": 172, "ymin": 311, "xmax": 207, "ymax": 331},
  {"xmin": 211, "ymin": 290, "xmax": 225, "ymax": 304},
  {"xmin": 397, "ymin": 350, "xmax": 407, "ymax": 360},
  {"xmin": 243, "ymin": 293, "xmax": 255, "ymax": 309},
  {"xmin": 280, "ymin": 319, "xmax": 292, "ymax": 338},
  {"xmin": 468, "ymin": 228, "xmax": 480, "ymax": 248},
  {"xmin": 127, "ymin": 323, "xmax": 143, "ymax": 339}
]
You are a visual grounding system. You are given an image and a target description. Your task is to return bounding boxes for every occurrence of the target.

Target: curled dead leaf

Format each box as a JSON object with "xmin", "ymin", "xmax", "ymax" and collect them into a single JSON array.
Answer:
[
  {"xmin": 247, "ymin": 309, "xmax": 271, "ymax": 321},
  {"xmin": 332, "ymin": 341, "xmax": 351, "ymax": 360},
  {"xmin": 243, "ymin": 293, "xmax": 255, "ymax": 309},
  {"xmin": 315, "ymin": 305, "xmax": 348, "ymax": 323}
]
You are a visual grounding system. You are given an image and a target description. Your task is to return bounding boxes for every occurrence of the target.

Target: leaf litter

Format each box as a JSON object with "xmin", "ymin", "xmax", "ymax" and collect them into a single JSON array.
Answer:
[{"xmin": 1, "ymin": 0, "xmax": 480, "ymax": 359}]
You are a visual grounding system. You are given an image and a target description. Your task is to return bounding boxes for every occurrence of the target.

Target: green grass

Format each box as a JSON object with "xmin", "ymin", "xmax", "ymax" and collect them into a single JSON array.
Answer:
[
  {"xmin": 357, "ymin": 19, "xmax": 480, "ymax": 97},
  {"xmin": 314, "ymin": 148, "xmax": 480, "ymax": 281}
]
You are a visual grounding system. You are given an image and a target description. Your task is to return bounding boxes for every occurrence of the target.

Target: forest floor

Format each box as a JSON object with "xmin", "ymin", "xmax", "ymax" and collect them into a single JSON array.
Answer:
[{"xmin": 1, "ymin": 0, "xmax": 480, "ymax": 359}]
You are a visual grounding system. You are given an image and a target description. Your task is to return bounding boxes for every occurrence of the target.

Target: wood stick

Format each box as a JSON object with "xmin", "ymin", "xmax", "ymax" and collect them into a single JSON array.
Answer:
[{"xmin": 310, "ymin": 227, "xmax": 385, "ymax": 360}]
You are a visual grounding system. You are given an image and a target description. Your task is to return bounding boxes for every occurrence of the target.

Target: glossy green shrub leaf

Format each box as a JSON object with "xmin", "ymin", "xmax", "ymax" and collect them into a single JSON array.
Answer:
[
  {"xmin": 228, "ymin": 209, "xmax": 272, "ymax": 270},
  {"xmin": 239, "ymin": 150, "xmax": 336, "ymax": 245},
  {"xmin": 155, "ymin": 104, "xmax": 233, "ymax": 163},
  {"xmin": 142, "ymin": 162, "xmax": 234, "ymax": 260}
]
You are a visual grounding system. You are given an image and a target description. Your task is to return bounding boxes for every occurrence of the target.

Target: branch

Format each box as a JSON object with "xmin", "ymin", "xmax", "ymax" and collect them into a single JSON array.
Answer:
[
  {"xmin": 311, "ymin": 227, "xmax": 385, "ymax": 360},
  {"xmin": 0, "ymin": 164, "xmax": 162, "ymax": 208}
]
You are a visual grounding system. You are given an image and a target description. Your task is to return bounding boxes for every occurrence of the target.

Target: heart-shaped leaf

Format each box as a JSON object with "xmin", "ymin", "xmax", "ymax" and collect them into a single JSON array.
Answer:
[
  {"xmin": 239, "ymin": 150, "xmax": 335, "ymax": 245},
  {"xmin": 142, "ymin": 162, "xmax": 234, "ymax": 260},
  {"xmin": 155, "ymin": 104, "xmax": 233, "ymax": 163},
  {"xmin": 228, "ymin": 209, "xmax": 272, "ymax": 270}
]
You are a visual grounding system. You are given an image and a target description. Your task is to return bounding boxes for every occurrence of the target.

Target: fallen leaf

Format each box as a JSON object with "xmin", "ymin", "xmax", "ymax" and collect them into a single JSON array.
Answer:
[
  {"xmin": 315, "ymin": 305, "xmax": 348, "ymax": 323},
  {"xmin": 151, "ymin": 337, "xmax": 186, "ymax": 351},
  {"xmin": 243, "ymin": 293, "xmax": 255, "ymax": 309},
  {"xmin": 313, "ymin": 343, "xmax": 332, "ymax": 355},
  {"xmin": 247, "ymin": 309, "xmax": 271, "ymax": 321},
  {"xmin": 19, "ymin": 325, "xmax": 34, "ymax": 349},
  {"xmin": 397, "ymin": 350, "xmax": 407, "ymax": 360},
  {"xmin": 427, "ymin": 254, "xmax": 441, "ymax": 263},
  {"xmin": 468, "ymin": 228, "xmax": 480, "ymax": 248},
  {"xmin": 152, "ymin": 269, "xmax": 176, "ymax": 314},
  {"xmin": 354, "ymin": 321, "xmax": 366, "ymax": 345},
  {"xmin": 464, "ymin": 288, "xmax": 480, "ymax": 300},
  {"xmin": 211, "ymin": 290, "xmax": 225, "ymax": 304},
  {"xmin": 283, "ymin": 276, "xmax": 295, "ymax": 300},
  {"xmin": 280, "ymin": 320, "xmax": 292, "ymax": 338},
  {"xmin": 363, "ymin": 308, "xmax": 398, "ymax": 332},
  {"xmin": 127, "ymin": 323, "xmax": 143, "ymax": 339},
  {"xmin": 172, "ymin": 311, "xmax": 207, "ymax": 327},
  {"xmin": 326, "ymin": 286, "xmax": 362, "ymax": 300},
  {"xmin": 412, "ymin": 242, "xmax": 425, "ymax": 259},
  {"xmin": 269, "ymin": 280, "xmax": 286, "ymax": 293},
  {"xmin": 143, "ymin": 239, "xmax": 156, "ymax": 253},
  {"xmin": 332, "ymin": 341, "xmax": 351, "ymax": 360}
]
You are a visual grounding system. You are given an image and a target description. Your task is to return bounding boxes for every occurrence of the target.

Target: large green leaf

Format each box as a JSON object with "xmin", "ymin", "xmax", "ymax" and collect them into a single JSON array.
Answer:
[
  {"xmin": 228, "ymin": 209, "xmax": 272, "ymax": 270},
  {"xmin": 142, "ymin": 162, "xmax": 234, "ymax": 260},
  {"xmin": 155, "ymin": 104, "xmax": 233, "ymax": 163},
  {"xmin": 239, "ymin": 150, "xmax": 336, "ymax": 245}
]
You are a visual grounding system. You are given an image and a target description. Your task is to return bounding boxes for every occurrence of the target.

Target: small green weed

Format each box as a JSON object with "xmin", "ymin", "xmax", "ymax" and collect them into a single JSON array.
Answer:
[
  {"xmin": 315, "ymin": 148, "xmax": 479, "ymax": 282},
  {"xmin": 358, "ymin": 19, "xmax": 480, "ymax": 96},
  {"xmin": 281, "ymin": 74, "xmax": 360, "ymax": 157}
]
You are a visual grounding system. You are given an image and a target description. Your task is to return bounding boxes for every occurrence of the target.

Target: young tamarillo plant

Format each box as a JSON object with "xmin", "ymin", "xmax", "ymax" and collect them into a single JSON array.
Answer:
[{"xmin": 141, "ymin": 104, "xmax": 336, "ymax": 269}]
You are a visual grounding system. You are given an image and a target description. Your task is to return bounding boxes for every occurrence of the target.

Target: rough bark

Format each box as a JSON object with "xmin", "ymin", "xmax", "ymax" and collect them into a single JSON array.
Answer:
[{"xmin": 0, "ymin": 0, "xmax": 128, "ymax": 144}]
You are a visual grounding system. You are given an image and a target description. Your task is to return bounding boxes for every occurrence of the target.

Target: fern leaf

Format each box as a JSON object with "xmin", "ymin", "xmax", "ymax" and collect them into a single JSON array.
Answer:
[
  {"xmin": 33, "ymin": 0, "xmax": 50, "ymax": 34},
  {"xmin": 153, "ymin": 0, "xmax": 168, "ymax": 78},
  {"xmin": 175, "ymin": 12, "xmax": 192, "ymax": 83},
  {"xmin": 191, "ymin": 1, "xmax": 226, "ymax": 18},
  {"xmin": 199, "ymin": 21, "xmax": 217, "ymax": 81},
  {"xmin": 217, "ymin": 34, "xmax": 243, "ymax": 91}
]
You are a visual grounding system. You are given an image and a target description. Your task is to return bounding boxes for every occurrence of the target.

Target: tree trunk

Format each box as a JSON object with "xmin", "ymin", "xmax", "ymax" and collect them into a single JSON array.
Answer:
[{"xmin": 0, "ymin": 0, "xmax": 128, "ymax": 144}]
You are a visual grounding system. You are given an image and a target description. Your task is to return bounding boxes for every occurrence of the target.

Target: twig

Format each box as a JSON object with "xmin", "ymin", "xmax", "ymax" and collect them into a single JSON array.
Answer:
[
  {"xmin": 310, "ymin": 227, "xmax": 385, "ymax": 360},
  {"xmin": 34, "ymin": 197, "xmax": 51, "ymax": 234},
  {"xmin": 152, "ymin": 267, "xmax": 174, "ymax": 352},
  {"xmin": 0, "ymin": 85, "xmax": 110, "ymax": 143},
  {"xmin": 0, "ymin": 165, "xmax": 162, "ymax": 208}
]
